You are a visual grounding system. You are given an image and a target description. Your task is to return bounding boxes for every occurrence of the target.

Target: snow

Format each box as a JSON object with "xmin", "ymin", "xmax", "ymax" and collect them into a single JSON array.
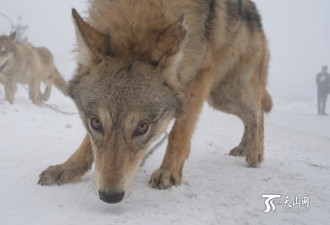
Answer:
[{"xmin": 0, "ymin": 87, "xmax": 329, "ymax": 225}]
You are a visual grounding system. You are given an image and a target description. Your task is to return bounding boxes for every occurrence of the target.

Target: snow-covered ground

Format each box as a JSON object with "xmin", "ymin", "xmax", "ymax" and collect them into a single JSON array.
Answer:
[{"xmin": 0, "ymin": 86, "xmax": 329, "ymax": 225}]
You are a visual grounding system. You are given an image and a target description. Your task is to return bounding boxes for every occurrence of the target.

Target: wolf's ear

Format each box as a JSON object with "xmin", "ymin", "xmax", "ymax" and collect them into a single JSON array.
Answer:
[
  {"xmin": 9, "ymin": 32, "xmax": 16, "ymax": 40},
  {"xmin": 72, "ymin": 8, "xmax": 110, "ymax": 65},
  {"xmin": 153, "ymin": 15, "xmax": 187, "ymax": 69}
]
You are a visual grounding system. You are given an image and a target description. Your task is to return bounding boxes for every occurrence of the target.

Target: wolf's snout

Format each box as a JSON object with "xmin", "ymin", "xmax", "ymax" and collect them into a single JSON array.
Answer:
[{"xmin": 99, "ymin": 190, "xmax": 125, "ymax": 204}]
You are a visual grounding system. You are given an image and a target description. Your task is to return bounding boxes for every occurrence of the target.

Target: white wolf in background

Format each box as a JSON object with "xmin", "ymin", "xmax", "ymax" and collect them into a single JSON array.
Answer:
[{"xmin": 0, "ymin": 32, "xmax": 67, "ymax": 106}]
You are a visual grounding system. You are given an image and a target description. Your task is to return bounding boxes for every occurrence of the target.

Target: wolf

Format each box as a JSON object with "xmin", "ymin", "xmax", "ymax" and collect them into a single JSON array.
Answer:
[
  {"xmin": 0, "ymin": 32, "xmax": 67, "ymax": 106},
  {"xmin": 38, "ymin": 0, "xmax": 272, "ymax": 204}
]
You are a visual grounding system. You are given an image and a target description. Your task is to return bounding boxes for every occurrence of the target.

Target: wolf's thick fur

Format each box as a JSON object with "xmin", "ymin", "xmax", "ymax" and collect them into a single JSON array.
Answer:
[
  {"xmin": 0, "ymin": 33, "xmax": 67, "ymax": 106},
  {"xmin": 39, "ymin": 0, "xmax": 272, "ymax": 203}
]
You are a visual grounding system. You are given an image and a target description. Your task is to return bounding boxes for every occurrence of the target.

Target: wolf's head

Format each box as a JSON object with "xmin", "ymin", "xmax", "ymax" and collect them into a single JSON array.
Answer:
[
  {"xmin": 69, "ymin": 9, "xmax": 187, "ymax": 203},
  {"xmin": 0, "ymin": 33, "xmax": 16, "ymax": 73}
]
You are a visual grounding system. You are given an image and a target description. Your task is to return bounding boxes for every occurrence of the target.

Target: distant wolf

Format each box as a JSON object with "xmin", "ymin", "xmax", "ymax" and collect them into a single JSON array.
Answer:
[
  {"xmin": 0, "ymin": 32, "xmax": 67, "ymax": 106},
  {"xmin": 39, "ymin": 0, "xmax": 272, "ymax": 204}
]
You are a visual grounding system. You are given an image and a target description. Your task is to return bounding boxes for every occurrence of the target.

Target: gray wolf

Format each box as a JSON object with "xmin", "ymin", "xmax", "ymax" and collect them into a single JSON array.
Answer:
[
  {"xmin": 38, "ymin": 0, "xmax": 272, "ymax": 204},
  {"xmin": 0, "ymin": 32, "xmax": 67, "ymax": 106}
]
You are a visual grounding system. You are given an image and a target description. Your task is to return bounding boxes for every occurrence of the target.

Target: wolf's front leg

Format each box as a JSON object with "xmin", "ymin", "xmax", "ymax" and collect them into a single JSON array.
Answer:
[
  {"xmin": 38, "ymin": 134, "xmax": 93, "ymax": 185},
  {"xmin": 4, "ymin": 79, "xmax": 16, "ymax": 104},
  {"xmin": 150, "ymin": 67, "xmax": 214, "ymax": 189},
  {"xmin": 149, "ymin": 120, "xmax": 194, "ymax": 189}
]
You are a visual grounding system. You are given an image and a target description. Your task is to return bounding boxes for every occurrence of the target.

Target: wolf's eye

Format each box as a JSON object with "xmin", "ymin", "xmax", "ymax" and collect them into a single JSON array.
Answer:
[
  {"xmin": 90, "ymin": 118, "xmax": 103, "ymax": 132},
  {"xmin": 133, "ymin": 122, "xmax": 149, "ymax": 137}
]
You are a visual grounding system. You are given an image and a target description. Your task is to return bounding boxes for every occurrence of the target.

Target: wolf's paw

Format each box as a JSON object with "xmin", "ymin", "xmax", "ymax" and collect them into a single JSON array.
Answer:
[
  {"xmin": 149, "ymin": 169, "xmax": 181, "ymax": 189},
  {"xmin": 230, "ymin": 146, "xmax": 263, "ymax": 167},
  {"xmin": 246, "ymin": 150, "xmax": 264, "ymax": 168},
  {"xmin": 38, "ymin": 164, "xmax": 81, "ymax": 186},
  {"xmin": 229, "ymin": 146, "xmax": 247, "ymax": 157}
]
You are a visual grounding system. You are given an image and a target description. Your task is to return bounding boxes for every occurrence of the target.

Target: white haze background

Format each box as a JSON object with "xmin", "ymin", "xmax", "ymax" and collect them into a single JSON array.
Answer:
[{"xmin": 0, "ymin": 1, "xmax": 330, "ymax": 225}]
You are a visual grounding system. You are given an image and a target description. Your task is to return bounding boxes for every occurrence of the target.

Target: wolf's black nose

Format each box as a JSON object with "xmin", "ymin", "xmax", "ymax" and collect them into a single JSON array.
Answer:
[{"xmin": 99, "ymin": 190, "xmax": 125, "ymax": 203}]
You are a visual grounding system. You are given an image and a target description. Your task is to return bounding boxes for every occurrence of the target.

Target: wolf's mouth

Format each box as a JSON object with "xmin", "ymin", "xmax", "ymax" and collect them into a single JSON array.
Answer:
[{"xmin": 0, "ymin": 60, "xmax": 7, "ymax": 72}]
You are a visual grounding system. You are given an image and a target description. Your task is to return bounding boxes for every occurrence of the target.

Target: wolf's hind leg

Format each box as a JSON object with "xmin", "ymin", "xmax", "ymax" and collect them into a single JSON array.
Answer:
[
  {"xmin": 41, "ymin": 84, "xmax": 52, "ymax": 101},
  {"xmin": 38, "ymin": 134, "xmax": 93, "ymax": 185},
  {"xmin": 29, "ymin": 79, "xmax": 43, "ymax": 106},
  {"xmin": 207, "ymin": 67, "xmax": 266, "ymax": 167},
  {"xmin": 229, "ymin": 108, "xmax": 264, "ymax": 167}
]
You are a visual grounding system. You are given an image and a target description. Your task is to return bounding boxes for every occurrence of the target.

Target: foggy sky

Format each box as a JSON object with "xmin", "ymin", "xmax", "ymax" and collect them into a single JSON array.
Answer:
[
  {"xmin": 1, "ymin": 0, "xmax": 329, "ymax": 99},
  {"xmin": 255, "ymin": 0, "xmax": 330, "ymax": 99}
]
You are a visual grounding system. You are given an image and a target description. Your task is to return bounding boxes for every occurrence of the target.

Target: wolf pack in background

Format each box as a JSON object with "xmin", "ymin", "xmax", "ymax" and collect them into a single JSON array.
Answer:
[
  {"xmin": 0, "ymin": 32, "xmax": 67, "ymax": 106},
  {"xmin": 38, "ymin": 0, "xmax": 272, "ymax": 204}
]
